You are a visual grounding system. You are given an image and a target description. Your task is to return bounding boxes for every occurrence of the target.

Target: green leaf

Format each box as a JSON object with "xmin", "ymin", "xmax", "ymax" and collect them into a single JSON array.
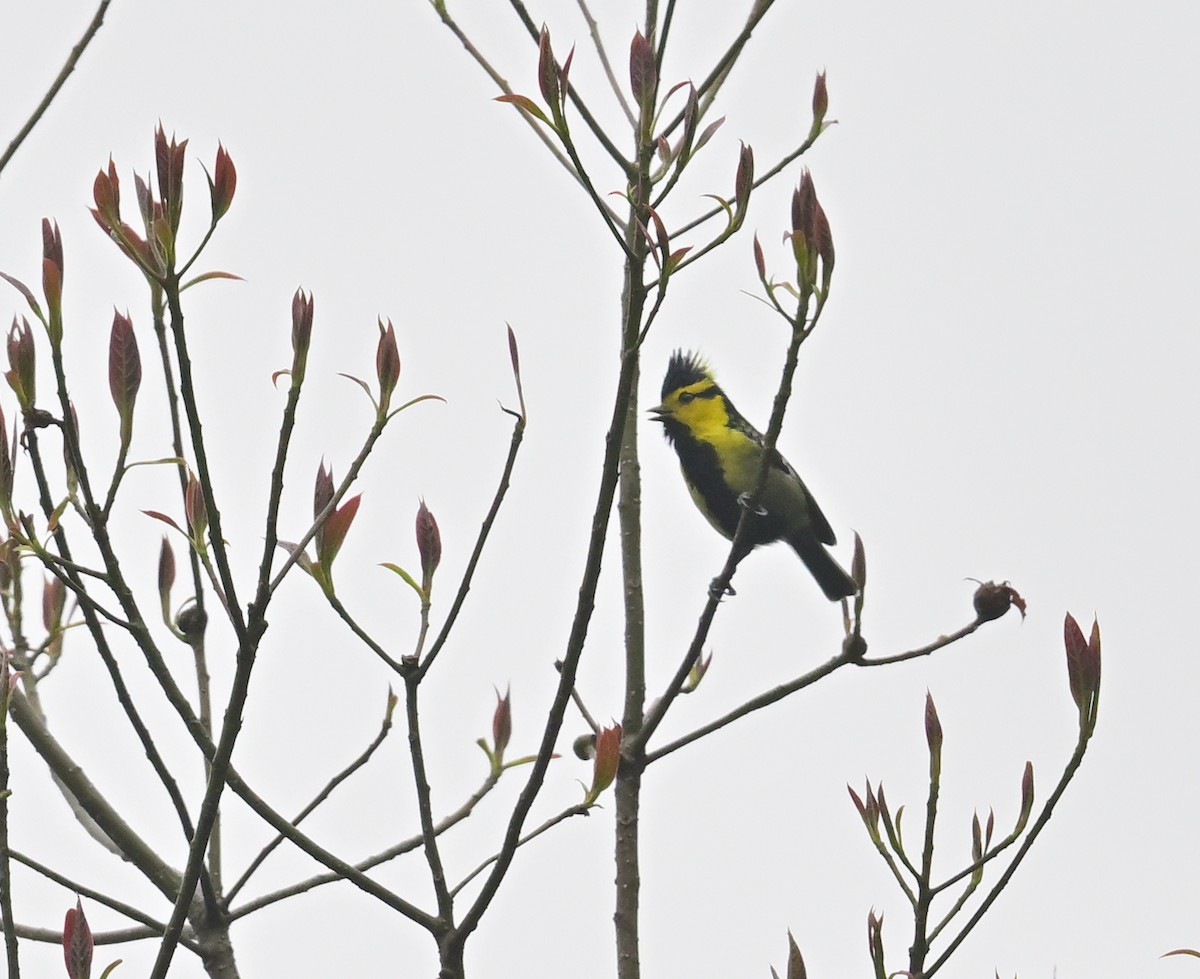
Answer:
[
  {"xmin": 494, "ymin": 94, "xmax": 553, "ymax": 128},
  {"xmin": 380, "ymin": 561, "xmax": 425, "ymax": 601},
  {"xmin": 179, "ymin": 270, "xmax": 244, "ymax": 292}
]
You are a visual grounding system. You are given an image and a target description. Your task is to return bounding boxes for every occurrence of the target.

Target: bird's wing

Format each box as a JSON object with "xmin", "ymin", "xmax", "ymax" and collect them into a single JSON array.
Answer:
[{"xmin": 768, "ymin": 446, "xmax": 838, "ymax": 545}]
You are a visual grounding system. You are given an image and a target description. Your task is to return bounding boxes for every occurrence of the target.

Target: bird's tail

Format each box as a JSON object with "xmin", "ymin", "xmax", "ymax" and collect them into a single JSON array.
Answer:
[{"xmin": 787, "ymin": 533, "xmax": 858, "ymax": 602}]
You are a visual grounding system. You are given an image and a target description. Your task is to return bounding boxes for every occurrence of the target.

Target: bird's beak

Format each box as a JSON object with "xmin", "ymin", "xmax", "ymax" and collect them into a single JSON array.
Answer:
[{"xmin": 648, "ymin": 403, "xmax": 668, "ymax": 422}]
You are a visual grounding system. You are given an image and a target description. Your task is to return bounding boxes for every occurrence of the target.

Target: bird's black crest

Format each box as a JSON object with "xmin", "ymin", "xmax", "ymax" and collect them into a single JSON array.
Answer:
[{"xmin": 661, "ymin": 349, "xmax": 713, "ymax": 399}]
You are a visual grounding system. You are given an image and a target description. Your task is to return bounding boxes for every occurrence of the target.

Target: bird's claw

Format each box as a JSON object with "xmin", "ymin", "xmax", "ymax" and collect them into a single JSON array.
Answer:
[
  {"xmin": 708, "ymin": 577, "xmax": 737, "ymax": 600},
  {"xmin": 737, "ymin": 492, "xmax": 767, "ymax": 517}
]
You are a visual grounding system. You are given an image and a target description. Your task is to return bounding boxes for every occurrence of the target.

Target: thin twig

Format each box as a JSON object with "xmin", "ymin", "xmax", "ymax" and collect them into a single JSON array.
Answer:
[
  {"xmin": 417, "ymin": 403, "xmax": 525, "ymax": 679},
  {"xmin": 227, "ymin": 769, "xmax": 501, "ymax": 920},
  {"xmin": 577, "ymin": 0, "xmax": 635, "ymax": 127},
  {"xmin": 858, "ymin": 618, "xmax": 983, "ymax": 666},
  {"xmin": 225, "ymin": 698, "xmax": 396, "ymax": 903},
  {"xmin": 0, "ymin": 0, "xmax": 113, "ymax": 178},
  {"xmin": 7, "ymin": 851, "xmax": 202, "ymax": 954},
  {"xmin": 506, "ymin": 0, "xmax": 632, "ymax": 173},
  {"xmin": 451, "ymin": 802, "xmax": 591, "ymax": 898}
]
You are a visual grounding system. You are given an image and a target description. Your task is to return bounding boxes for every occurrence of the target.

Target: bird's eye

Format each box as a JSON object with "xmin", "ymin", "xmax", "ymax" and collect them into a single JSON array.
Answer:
[{"xmin": 678, "ymin": 391, "xmax": 695, "ymax": 404}]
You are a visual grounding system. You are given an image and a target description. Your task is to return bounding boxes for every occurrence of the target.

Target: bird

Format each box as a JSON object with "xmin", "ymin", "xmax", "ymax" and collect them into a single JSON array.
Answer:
[{"xmin": 649, "ymin": 349, "xmax": 856, "ymax": 601}]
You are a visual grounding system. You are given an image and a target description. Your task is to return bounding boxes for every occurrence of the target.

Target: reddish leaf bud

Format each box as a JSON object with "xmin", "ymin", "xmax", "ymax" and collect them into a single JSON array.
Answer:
[
  {"xmin": 318, "ymin": 494, "xmax": 362, "ymax": 578},
  {"xmin": 185, "ymin": 469, "xmax": 208, "ymax": 543},
  {"xmin": 1063, "ymin": 612, "xmax": 1087, "ymax": 710},
  {"xmin": 415, "ymin": 498, "xmax": 441, "ymax": 590},
  {"xmin": 492, "ymin": 685, "xmax": 512, "ymax": 757},
  {"xmin": 851, "ymin": 531, "xmax": 866, "ymax": 590},
  {"xmin": 134, "ymin": 172, "xmax": 154, "ymax": 234},
  {"xmin": 158, "ymin": 535, "xmax": 176, "ymax": 618},
  {"xmin": 291, "ymin": 289, "xmax": 313, "ymax": 362},
  {"xmin": 92, "ymin": 157, "xmax": 121, "ymax": 227},
  {"xmin": 734, "ymin": 142, "xmax": 754, "ymax": 214},
  {"xmin": 537, "ymin": 27, "xmax": 560, "ymax": 109},
  {"xmin": 313, "ymin": 462, "xmax": 334, "ymax": 526},
  {"xmin": 155, "ymin": 125, "xmax": 188, "ymax": 234},
  {"xmin": 41, "ymin": 219, "xmax": 64, "ymax": 341},
  {"xmin": 810, "ymin": 71, "xmax": 828, "ymax": 135},
  {"xmin": 1016, "ymin": 760, "xmax": 1034, "ymax": 833},
  {"xmin": 6, "ymin": 316, "xmax": 36, "ymax": 408},
  {"xmin": 1063, "ymin": 613, "xmax": 1101, "ymax": 724},
  {"xmin": 210, "ymin": 143, "xmax": 237, "ymax": 220},
  {"xmin": 586, "ymin": 723, "xmax": 622, "ymax": 802},
  {"xmin": 0, "ymin": 406, "xmax": 13, "ymax": 519},
  {"xmin": 63, "ymin": 898, "xmax": 93, "ymax": 979},
  {"xmin": 790, "ymin": 170, "xmax": 835, "ymax": 296},
  {"xmin": 866, "ymin": 909, "xmax": 885, "ymax": 962},
  {"xmin": 1086, "ymin": 617, "xmax": 1102, "ymax": 698},
  {"xmin": 924, "ymin": 691, "xmax": 943, "ymax": 757},
  {"xmin": 376, "ymin": 318, "xmax": 400, "ymax": 410},
  {"xmin": 629, "ymin": 30, "xmax": 657, "ymax": 117},
  {"xmin": 108, "ymin": 309, "xmax": 141, "ymax": 449},
  {"xmin": 42, "ymin": 574, "xmax": 66, "ymax": 633},
  {"xmin": 786, "ymin": 931, "xmax": 807, "ymax": 979}
]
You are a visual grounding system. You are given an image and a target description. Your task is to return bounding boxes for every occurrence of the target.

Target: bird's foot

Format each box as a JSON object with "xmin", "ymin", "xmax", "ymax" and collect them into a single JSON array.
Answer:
[
  {"xmin": 708, "ymin": 577, "xmax": 737, "ymax": 600},
  {"xmin": 737, "ymin": 492, "xmax": 767, "ymax": 517}
]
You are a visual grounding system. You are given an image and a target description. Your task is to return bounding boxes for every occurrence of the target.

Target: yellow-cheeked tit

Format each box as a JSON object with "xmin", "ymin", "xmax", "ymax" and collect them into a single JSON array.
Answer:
[{"xmin": 650, "ymin": 350, "xmax": 856, "ymax": 601}]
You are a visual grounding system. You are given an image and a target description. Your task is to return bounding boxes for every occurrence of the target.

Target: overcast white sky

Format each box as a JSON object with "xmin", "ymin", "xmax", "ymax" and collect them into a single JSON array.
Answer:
[{"xmin": 2, "ymin": 1, "xmax": 1199, "ymax": 977}]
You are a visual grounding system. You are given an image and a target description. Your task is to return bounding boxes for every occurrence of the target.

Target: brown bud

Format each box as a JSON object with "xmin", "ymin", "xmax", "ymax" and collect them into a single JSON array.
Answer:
[
  {"xmin": 210, "ymin": 143, "xmax": 237, "ymax": 220},
  {"xmin": 810, "ymin": 71, "xmax": 828, "ymax": 136},
  {"xmin": 537, "ymin": 27, "xmax": 560, "ymax": 108},
  {"xmin": 108, "ymin": 309, "xmax": 141, "ymax": 449},
  {"xmin": 376, "ymin": 318, "xmax": 400, "ymax": 410},
  {"xmin": 492, "ymin": 686, "xmax": 512, "ymax": 757},
  {"xmin": 158, "ymin": 535, "xmax": 176, "ymax": 619},
  {"xmin": 415, "ymin": 498, "xmax": 441, "ymax": 591},
  {"xmin": 629, "ymin": 30, "xmax": 657, "ymax": 118},
  {"xmin": 184, "ymin": 469, "xmax": 207, "ymax": 543},
  {"xmin": 291, "ymin": 289, "xmax": 313, "ymax": 363},
  {"xmin": 924, "ymin": 691, "xmax": 943, "ymax": 758}
]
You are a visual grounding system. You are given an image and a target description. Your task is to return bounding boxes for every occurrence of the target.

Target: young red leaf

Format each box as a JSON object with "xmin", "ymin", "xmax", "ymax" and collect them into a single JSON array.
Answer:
[
  {"xmin": 108, "ymin": 309, "xmax": 141, "ymax": 448},
  {"xmin": 63, "ymin": 898, "xmax": 93, "ymax": 979},
  {"xmin": 1063, "ymin": 612, "xmax": 1088, "ymax": 711},
  {"xmin": 143, "ymin": 509, "xmax": 184, "ymax": 535},
  {"xmin": 318, "ymin": 494, "xmax": 362, "ymax": 571},
  {"xmin": 587, "ymin": 723, "xmax": 622, "ymax": 802},
  {"xmin": 6, "ymin": 316, "xmax": 35, "ymax": 408}
]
